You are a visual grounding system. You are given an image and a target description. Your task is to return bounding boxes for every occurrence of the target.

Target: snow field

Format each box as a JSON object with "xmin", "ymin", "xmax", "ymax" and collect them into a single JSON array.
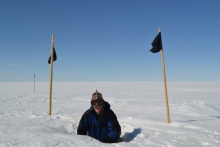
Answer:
[{"xmin": 0, "ymin": 82, "xmax": 219, "ymax": 147}]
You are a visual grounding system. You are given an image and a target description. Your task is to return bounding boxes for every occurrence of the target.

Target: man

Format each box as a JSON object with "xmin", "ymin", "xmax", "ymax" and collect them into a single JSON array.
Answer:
[{"xmin": 77, "ymin": 90, "xmax": 121, "ymax": 143}]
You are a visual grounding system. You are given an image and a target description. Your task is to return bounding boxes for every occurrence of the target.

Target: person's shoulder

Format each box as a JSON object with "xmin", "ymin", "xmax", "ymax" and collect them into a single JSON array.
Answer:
[
  {"xmin": 81, "ymin": 109, "xmax": 91, "ymax": 119},
  {"xmin": 108, "ymin": 109, "xmax": 117, "ymax": 117},
  {"xmin": 108, "ymin": 109, "xmax": 114, "ymax": 113}
]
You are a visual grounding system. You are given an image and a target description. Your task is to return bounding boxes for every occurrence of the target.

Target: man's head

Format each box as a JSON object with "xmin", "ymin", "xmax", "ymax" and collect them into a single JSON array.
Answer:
[{"xmin": 91, "ymin": 90, "xmax": 104, "ymax": 115}]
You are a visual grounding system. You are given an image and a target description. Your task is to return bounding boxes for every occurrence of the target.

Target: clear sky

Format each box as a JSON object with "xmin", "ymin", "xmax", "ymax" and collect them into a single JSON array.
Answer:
[{"xmin": 1, "ymin": 0, "xmax": 219, "ymax": 82}]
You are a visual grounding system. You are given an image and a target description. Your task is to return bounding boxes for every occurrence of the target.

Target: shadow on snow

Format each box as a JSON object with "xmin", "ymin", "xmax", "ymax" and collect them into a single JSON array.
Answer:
[{"xmin": 122, "ymin": 128, "xmax": 141, "ymax": 142}]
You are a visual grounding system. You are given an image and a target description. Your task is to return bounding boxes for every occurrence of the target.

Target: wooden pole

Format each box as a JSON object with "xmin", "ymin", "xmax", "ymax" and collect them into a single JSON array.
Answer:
[
  {"xmin": 34, "ymin": 74, "xmax": 35, "ymax": 93},
  {"xmin": 49, "ymin": 34, "xmax": 54, "ymax": 115},
  {"xmin": 159, "ymin": 28, "xmax": 170, "ymax": 123}
]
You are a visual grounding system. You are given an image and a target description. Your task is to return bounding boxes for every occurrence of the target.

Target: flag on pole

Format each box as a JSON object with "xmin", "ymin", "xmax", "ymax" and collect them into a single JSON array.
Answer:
[
  {"xmin": 150, "ymin": 32, "xmax": 163, "ymax": 53},
  {"xmin": 48, "ymin": 47, "xmax": 57, "ymax": 64},
  {"xmin": 149, "ymin": 28, "xmax": 170, "ymax": 123}
]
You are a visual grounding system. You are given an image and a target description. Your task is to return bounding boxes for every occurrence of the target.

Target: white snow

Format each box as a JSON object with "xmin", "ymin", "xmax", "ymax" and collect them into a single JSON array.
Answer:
[{"xmin": 0, "ymin": 81, "xmax": 220, "ymax": 147}]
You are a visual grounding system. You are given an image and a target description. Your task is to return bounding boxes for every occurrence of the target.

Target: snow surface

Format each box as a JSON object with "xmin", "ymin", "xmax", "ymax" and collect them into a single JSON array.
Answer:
[{"xmin": 0, "ymin": 81, "xmax": 220, "ymax": 147}]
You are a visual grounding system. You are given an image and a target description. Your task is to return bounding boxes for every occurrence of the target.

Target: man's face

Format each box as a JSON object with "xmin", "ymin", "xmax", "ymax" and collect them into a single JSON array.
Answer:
[{"xmin": 93, "ymin": 105, "xmax": 103, "ymax": 115}]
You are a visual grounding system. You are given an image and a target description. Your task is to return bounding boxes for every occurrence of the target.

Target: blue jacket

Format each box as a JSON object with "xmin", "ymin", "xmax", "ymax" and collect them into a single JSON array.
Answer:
[{"xmin": 77, "ymin": 101, "xmax": 121, "ymax": 142}]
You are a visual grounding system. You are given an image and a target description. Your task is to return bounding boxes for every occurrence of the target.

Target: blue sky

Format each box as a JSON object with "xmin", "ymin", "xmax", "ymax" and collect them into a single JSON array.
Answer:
[{"xmin": 1, "ymin": 0, "xmax": 219, "ymax": 82}]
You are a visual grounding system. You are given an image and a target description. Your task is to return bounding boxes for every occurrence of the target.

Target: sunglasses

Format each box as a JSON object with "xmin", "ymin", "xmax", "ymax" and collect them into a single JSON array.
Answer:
[{"xmin": 91, "ymin": 100, "xmax": 104, "ymax": 107}]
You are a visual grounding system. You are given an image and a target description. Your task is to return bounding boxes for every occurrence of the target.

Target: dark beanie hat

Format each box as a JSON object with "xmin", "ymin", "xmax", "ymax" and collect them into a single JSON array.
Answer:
[{"xmin": 91, "ymin": 90, "xmax": 104, "ymax": 101}]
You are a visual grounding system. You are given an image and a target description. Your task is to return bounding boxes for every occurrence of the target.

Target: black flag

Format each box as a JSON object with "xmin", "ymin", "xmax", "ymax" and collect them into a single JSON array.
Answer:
[
  {"xmin": 150, "ymin": 32, "xmax": 163, "ymax": 53},
  {"xmin": 48, "ymin": 47, "xmax": 57, "ymax": 64}
]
